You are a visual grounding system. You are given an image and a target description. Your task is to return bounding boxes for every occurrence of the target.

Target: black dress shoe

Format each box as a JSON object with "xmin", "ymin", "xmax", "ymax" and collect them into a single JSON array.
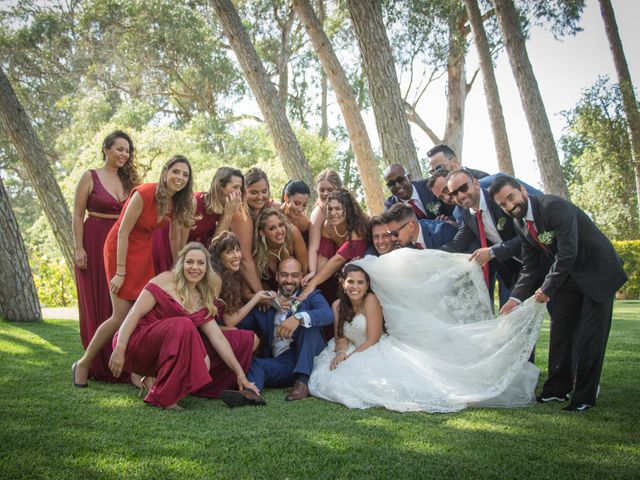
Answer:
[
  {"xmin": 536, "ymin": 392, "xmax": 570, "ymax": 403},
  {"xmin": 562, "ymin": 402, "xmax": 592, "ymax": 412},
  {"xmin": 220, "ymin": 390, "xmax": 266, "ymax": 408},
  {"xmin": 71, "ymin": 362, "xmax": 88, "ymax": 388}
]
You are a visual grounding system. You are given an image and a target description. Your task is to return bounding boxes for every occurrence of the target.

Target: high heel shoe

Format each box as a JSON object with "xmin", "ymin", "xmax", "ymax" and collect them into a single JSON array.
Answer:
[
  {"xmin": 71, "ymin": 362, "xmax": 88, "ymax": 388},
  {"xmin": 138, "ymin": 376, "xmax": 155, "ymax": 398}
]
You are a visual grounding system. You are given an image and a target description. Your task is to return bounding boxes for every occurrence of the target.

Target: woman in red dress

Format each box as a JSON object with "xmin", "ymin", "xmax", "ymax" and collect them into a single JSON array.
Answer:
[
  {"xmin": 280, "ymin": 180, "xmax": 311, "ymax": 243},
  {"xmin": 299, "ymin": 188, "xmax": 370, "ymax": 303},
  {"xmin": 72, "ymin": 130, "xmax": 140, "ymax": 382},
  {"xmin": 72, "ymin": 155, "xmax": 194, "ymax": 387},
  {"xmin": 109, "ymin": 242, "xmax": 263, "ymax": 409}
]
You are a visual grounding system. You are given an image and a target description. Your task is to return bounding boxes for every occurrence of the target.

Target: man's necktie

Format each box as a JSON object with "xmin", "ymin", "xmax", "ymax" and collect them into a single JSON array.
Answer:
[
  {"xmin": 525, "ymin": 219, "xmax": 552, "ymax": 255},
  {"xmin": 409, "ymin": 199, "xmax": 427, "ymax": 220},
  {"xmin": 474, "ymin": 210, "xmax": 490, "ymax": 289}
]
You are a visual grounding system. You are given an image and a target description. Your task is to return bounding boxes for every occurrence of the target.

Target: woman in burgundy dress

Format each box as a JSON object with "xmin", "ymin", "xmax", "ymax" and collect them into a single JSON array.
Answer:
[
  {"xmin": 109, "ymin": 242, "xmax": 263, "ymax": 409},
  {"xmin": 72, "ymin": 130, "xmax": 140, "ymax": 382},
  {"xmin": 299, "ymin": 188, "xmax": 370, "ymax": 304},
  {"xmin": 209, "ymin": 231, "xmax": 274, "ymax": 329},
  {"xmin": 72, "ymin": 155, "xmax": 194, "ymax": 387}
]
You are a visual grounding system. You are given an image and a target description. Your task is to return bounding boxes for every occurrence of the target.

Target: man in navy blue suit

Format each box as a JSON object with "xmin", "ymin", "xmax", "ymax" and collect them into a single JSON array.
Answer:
[
  {"xmin": 384, "ymin": 203, "xmax": 457, "ymax": 250},
  {"xmin": 236, "ymin": 258, "xmax": 333, "ymax": 402},
  {"xmin": 383, "ymin": 164, "xmax": 455, "ymax": 220}
]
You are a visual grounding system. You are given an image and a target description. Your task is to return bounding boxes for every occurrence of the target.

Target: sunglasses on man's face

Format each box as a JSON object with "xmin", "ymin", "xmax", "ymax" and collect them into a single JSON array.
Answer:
[
  {"xmin": 386, "ymin": 175, "xmax": 407, "ymax": 189},
  {"xmin": 387, "ymin": 220, "xmax": 412, "ymax": 238},
  {"xmin": 449, "ymin": 181, "xmax": 472, "ymax": 197},
  {"xmin": 428, "ymin": 164, "xmax": 448, "ymax": 176}
]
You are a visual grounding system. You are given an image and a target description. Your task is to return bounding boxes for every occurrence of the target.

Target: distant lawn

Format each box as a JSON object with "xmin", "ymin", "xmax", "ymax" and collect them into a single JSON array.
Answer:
[{"xmin": 1, "ymin": 302, "xmax": 639, "ymax": 479}]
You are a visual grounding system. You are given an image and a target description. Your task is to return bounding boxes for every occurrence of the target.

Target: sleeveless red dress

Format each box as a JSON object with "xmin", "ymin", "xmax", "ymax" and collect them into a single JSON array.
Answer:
[
  {"xmin": 104, "ymin": 183, "xmax": 169, "ymax": 300},
  {"xmin": 75, "ymin": 170, "xmax": 128, "ymax": 382},
  {"xmin": 188, "ymin": 192, "xmax": 222, "ymax": 248}
]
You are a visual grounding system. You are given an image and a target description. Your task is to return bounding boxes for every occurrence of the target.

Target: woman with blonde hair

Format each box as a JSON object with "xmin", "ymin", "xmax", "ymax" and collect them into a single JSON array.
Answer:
[
  {"xmin": 252, "ymin": 208, "xmax": 308, "ymax": 292},
  {"xmin": 72, "ymin": 155, "xmax": 195, "ymax": 387},
  {"xmin": 109, "ymin": 242, "xmax": 263, "ymax": 409}
]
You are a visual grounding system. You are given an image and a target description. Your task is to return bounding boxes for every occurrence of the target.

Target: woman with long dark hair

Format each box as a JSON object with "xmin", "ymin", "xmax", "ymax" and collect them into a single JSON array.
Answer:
[
  {"xmin": 72, "ymin": 130, "xmax": 140, "ymax": 382},
  {"xmin": 245, "ymin": 167, "xmax": 279, "ymax": 220},
  {"xmin": 299, "ymin": 188, "xmax": 369, "ymax": 302},
  {"xmin": 72, "ymin": 155, "xmax": 195, "ymax": 387},
  {"xmin": 280, "ymin": 180, "xmax": 311, "ymax": 242}
]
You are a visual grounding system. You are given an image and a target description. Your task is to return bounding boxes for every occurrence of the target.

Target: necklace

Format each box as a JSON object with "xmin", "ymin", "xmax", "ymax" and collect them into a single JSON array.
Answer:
[
  {"xmin": 268, "ymin": 245, "xmax": 285, "ymax": 262},
  {"xmin": 334, "ymin": 225, "xmax": 347, "ymax": 238}
]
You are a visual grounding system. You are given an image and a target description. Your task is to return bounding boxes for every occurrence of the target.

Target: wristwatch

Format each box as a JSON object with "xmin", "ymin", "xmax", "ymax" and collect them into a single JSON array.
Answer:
[
  {"xmin": 294, "ymin": 313, "xmax": 305, "ymax": 326},
  {"xmin": 488, "ymin": 247, "xmax": 496, "ymax": 259}
]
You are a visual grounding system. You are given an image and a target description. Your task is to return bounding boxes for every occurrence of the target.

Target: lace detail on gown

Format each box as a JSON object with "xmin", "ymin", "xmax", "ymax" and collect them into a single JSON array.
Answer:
[{"xmin": 308, "ymin": 248, "xmax": 544, "ymax": 413}]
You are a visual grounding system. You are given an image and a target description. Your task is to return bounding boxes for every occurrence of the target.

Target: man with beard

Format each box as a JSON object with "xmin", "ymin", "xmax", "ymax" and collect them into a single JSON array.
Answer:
[
  {"xmin": 236, "ymin": 258, "xmax": 332, "ymax": 402},
  {"xmin": 491, "ymin": 176, "xmax": 627, "ymax": 412}
]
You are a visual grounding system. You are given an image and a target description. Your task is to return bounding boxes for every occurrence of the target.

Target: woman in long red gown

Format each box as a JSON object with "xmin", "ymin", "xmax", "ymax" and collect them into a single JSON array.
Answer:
[
  {"xmin": 72, "ymin": 130, "xmax": 140, "ymax": 382},
  {"xmin": 109, "ymin": 242, "xmax": 263, "ymax": 409},
  {"xmin": 72, "ymin": 155, "xmax": 194, "ymax": 387}
]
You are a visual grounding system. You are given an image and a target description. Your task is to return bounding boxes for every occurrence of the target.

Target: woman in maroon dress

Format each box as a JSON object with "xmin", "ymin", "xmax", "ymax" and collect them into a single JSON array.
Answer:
[
  {"xmin": 280, "ymin": 180, "xmax": 311, "ymax": 243},
  {"xmin": 72, "ymin": 130, "xmax": 140, "ymax": 382},
  {"xmin": 209, "ymin": 231, "xmax": 273, "ymax": 328},
  {"xmin": 109, "ymin": 242, "xmax": 263, "ymax": 409},
  {"xmin": 72, "ymin": 155, "xmax": 194, "ymax": 387},
  {"xmin": 299, "ymin": 188, "xmax": 369, "ymax": 303}
]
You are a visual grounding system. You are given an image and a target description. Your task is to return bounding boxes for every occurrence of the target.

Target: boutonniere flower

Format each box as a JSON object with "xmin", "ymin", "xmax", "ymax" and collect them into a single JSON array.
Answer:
[
  {"xmin": 538, "ymin": 231, "xmax": 555, "ymax": 245},
  {"xmin": 426, "ymin": 201, "xmax": 441, "ymax": 216},
  {"xmin": 496, "ymin": 217, "xmax": 507, "ymax": 231}
]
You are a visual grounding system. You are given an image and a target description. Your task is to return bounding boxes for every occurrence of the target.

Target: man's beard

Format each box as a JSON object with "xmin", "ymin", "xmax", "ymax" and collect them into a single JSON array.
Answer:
[{"xmin": 278, "ymin": 284, "xmax": 299, "ymax": 297}]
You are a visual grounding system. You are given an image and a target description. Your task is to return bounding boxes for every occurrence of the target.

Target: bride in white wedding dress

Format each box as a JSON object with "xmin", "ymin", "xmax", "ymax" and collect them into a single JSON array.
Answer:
[{"xmin": 308, "ymin": 248, "xmax": 545, "ymax": 413}]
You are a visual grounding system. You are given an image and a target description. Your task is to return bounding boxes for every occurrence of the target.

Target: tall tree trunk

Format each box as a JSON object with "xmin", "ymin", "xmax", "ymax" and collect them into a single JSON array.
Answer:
[
  {"xmin": 598, "ymin": 0, "xmax": 640, "ymax": 222},
  {"xmin": 0, "ymin": 174, "xmax": 41, "ymax": 322},
  {"xmin": 464, "ymin": 0, "xmax": 514, "ymax": 176},
  {"xmin": 492, "ymin": 0, "xmax": 569, "ymax": 198},
  {"xmin": 317, "ymin": 0, "xmax": 329, "ymax": 140},
  {"xmin": 211, "ymin": 0, "xmax": 314, "ymax": 193},
  {"xmin": 294, "ymin": 0, "xmax": 385, "ymax": 215},
  {"xmin": 403, "ymin": 101, "xmax": 442, "ymax": 145},
  {"xmin": 443, "ymin": 12, "xmax": 467, "ymax": 159},
  {"xmin": 276, "ymin": 2, "xmax": 296, "ymax": 112},
  {"xmin": 346, "ymin": 0, "xmax": 423, "ymax": 180},
  {"xmin": 0, "ymin": 67, "xmax": 75, "ymax": 272}
]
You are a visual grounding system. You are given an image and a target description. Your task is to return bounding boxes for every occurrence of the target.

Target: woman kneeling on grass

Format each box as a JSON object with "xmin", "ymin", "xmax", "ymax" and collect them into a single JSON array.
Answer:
[{"xmin": 109, "ymin": 242, "xmax": 264, "ymax": 409}]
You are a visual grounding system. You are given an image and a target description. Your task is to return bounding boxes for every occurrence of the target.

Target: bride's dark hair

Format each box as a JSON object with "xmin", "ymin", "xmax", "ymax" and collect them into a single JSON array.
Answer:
[{"xmin": 336, "ymin": 264, "xmax": 371, "ymax": 338}]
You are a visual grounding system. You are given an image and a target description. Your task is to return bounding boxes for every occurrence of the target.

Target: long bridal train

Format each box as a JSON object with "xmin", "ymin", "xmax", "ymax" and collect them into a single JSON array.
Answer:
[{"xmin": 309, "ymin": 248, "xmax": 545, "ymax": 413}]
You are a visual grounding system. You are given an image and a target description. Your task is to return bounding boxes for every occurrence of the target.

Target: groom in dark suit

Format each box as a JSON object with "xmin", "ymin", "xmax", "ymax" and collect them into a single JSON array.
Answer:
[
  {"xmin": 441, "ymin": 169, "xmax": 524, "ymax": 301},
  {"xmin": 237, "ymin": 258, "xmax": 333, "ymax": 401},
  {"xmin": 491, "ymin": 176, "xmax": 627, "ymax": 412},
  {"xmin": 383, "ymin": 164, "xmax": 455, "ymax": 220}
]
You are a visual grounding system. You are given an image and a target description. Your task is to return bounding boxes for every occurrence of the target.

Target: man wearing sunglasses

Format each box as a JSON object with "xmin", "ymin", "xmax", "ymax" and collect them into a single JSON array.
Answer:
[
  {"xmin": 384, "ymin": 203, "xmax": 457, "ymax": 251},
  {"xmin": 383, "ymin": 164, "xmax": 455, "ymax": 220},
  {"xmin": 441, "ymin": 169, "xmax": 524, "ymax": 307}
]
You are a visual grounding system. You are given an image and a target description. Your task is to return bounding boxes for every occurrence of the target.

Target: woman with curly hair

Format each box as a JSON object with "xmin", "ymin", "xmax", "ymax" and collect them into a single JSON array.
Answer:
[
  {"xmin": 109, "ymin": 242, "xmax": 264, "ymax": 409},
  {"xmin": 245, "ymin": 167, "xmax": 280, "ymax": 220},
  {"xmin": 72, "ymin": 130, "xmax": 140, "ymax": 382},
  {"xmin": 299, "ymin": 188, "xmax": 369, "ymax": 302},
  {"xmin": 252, "ymin": 208, "xmax": 308, "ymax": 291},
  {"xmin": 209, "ymin": 232, "xmax": 272, "ymax": 329},
  {"xmin": 72, "ymin": 155, "xmax": 195, "ymax": 387}
]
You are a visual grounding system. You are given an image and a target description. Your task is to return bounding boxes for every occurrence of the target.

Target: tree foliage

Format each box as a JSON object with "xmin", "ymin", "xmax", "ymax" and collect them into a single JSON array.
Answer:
[{"xmin": 560, "ymin": 77, "xmax": 639, "ymax": 240}]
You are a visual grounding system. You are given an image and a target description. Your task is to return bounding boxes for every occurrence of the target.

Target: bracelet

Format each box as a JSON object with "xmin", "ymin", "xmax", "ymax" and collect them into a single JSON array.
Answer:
[
  {"xmin": 115, "ymin": 272, "xmax": 126, "ymax": 277},
  {"xmin": 335, "ymin": 350, "xmax": 347, "ymax": 355},
  {"xmin": 237, "ymin": 374, "xmax": 247, "ymax": 380}
]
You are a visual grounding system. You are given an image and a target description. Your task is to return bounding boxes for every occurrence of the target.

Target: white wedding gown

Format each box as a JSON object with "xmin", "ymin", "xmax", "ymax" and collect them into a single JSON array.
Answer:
[{"xmin": 308, "ymin": 248, "xmax": 545, "ymax": 413}]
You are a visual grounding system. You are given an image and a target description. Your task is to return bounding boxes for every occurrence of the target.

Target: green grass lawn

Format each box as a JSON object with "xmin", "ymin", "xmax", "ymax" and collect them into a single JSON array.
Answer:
[{"xmin": 1, "ymin": 302, "xmax": 639, "ymax": 479}]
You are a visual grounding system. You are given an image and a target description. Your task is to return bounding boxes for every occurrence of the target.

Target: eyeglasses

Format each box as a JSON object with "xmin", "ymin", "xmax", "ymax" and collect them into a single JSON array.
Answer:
[
  {"xmin": 387, "ymin": 221, "xmax": 412, "ymax": 238},
  {"xmin": 428, "ymin": 163, "xmax": 448, "ymax": 176},
  {"xmin": 386, "ymin": 175, "xmax": 408, "ymax": 189},
  {"xmin": 449, "ymin": 181, "xmax": 472, "ymax": 197}
]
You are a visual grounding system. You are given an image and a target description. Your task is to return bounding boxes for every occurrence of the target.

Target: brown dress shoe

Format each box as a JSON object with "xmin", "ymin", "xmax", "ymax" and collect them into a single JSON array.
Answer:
[{"xmin": 285, "ymin": 381, "xmax": 310, "ymax": 401}]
